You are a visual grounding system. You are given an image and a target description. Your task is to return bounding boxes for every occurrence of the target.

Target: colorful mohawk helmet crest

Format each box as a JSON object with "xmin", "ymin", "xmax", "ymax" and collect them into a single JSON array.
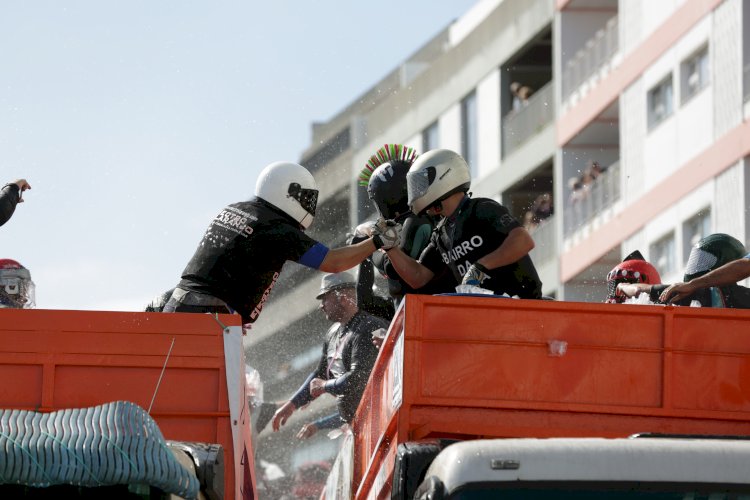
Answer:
[
  {"xmin": 358, "ymin": 144, "xmax": 418, "ymax": 220},
  {"xmin": 683, "ymin": 233, "xmax": 746, "ymax": 282},
  {"xmin": 605, "ymin": 250, "xmax": 661, "ymax": 303}
]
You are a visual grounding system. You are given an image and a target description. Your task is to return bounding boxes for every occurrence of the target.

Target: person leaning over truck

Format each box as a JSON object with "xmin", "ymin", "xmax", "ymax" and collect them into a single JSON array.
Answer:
[
  {"xmin": 660, "ymin": 246, "xmax": 750, "ymax": 305},
  {"xmin": 0, "ymin": 179, "xmax": 31, "ymax": 227},
  {"xmin": 618, "ymin": 233, "xmax": 750, "ymax": 308},
  {"xmin": 383, "ymin": 148, "xmax": 543, "ymax": 299},
  {"xmin": 271, "ymin": 271, "xmax": 388, "ymax": 439},
  {"xmin": 163, "ymin": 161, "xmax": 399, "ymax": 327}
]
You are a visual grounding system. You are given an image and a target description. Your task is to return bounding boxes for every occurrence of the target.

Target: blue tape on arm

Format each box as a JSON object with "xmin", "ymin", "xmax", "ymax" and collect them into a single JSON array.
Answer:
[{"xmin": 298, "ymin": 243, "xmax": 329, "ymax": 269}]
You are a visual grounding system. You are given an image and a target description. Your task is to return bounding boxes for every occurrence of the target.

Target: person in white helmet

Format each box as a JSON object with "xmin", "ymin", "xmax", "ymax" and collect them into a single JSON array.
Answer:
[
  {"xmin": 164, "ymin": 161, "xmax": 400, "ymax": 326},
  {"xmin": 385, "ymin": 149, "xmax": 542, "ymax": 299}
]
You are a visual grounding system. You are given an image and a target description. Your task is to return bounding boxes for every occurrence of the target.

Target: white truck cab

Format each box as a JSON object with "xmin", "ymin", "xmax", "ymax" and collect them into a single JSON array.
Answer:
[{"xmin": 415, "ymin": 437, "xmax": 750, "ymax": 499}]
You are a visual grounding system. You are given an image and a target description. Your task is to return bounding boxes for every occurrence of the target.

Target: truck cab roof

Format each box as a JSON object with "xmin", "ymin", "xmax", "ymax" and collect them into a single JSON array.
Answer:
[{"xmin": 418, "ymin": 437, "xmax": 750, "ymax": 498}]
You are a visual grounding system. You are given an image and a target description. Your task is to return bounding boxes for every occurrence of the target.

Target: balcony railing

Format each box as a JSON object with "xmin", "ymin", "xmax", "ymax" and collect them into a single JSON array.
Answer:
[
  {"xmin": 564, "ymin": 161, "xmax": 620, "ymax": 237},
  {"xmin": 529, "ymin": 214, "xmax": 556, "ymax": 266},
  {"xmin": 502, "ymin": 81, "xmax": 554, "ymax": 158},
  {"xmin": 562, "ymin": 16, "xmax": 619, "ymax": 102}
]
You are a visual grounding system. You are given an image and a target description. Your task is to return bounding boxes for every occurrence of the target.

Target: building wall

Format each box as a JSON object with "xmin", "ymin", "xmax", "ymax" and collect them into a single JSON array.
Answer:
[
  {"xmin": 713, "ymin": 0, "xmax": 742, "ymax": 137},
  {"xmin": 641, "ymin": 17, "xmax": 713, "ymax": 189},
  {"xmin": 558, "ymin": 0, "xmax": 750, "ymax": 286},
  {"xmin": 714, "ymin": 161, "xmax": 745, "ymax": 240},
  {"xmin": 350, "ymin": 0, "xmax": 554, "ymax": 188},
  {"xmin": 476, "ymin": 69, "xmax": 502, "ymax": 179},
  {"xmin": 619, "ymin": 0, "xmax": 746, "ymax": 270},
  {"xmin": 620, "ymin": 79, "xmax": 645, "ymax": 205}
]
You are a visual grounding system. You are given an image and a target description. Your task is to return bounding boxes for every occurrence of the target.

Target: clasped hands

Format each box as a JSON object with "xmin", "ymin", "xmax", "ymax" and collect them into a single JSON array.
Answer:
[{"xmin": 354, "ymin": 218, "xmax": 401, "ymax": 250}]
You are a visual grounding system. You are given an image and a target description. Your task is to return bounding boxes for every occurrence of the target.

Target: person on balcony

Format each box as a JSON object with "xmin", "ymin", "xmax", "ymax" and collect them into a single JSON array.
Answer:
[
  {"xmin": 510, "ymin": 82, "xmax": 533, "ymax": 111},
  {"xmin": 522, "ymin": 210, "xmax": 538, "ymax": 234},
  {"xmin": 271, "ymin": 272, "xmax": 388, "ymax": 439},
  {"xmin": 384, "ymin": 148, "xmax": 543, "ymax": 299},
  {"xmin": 532, "ymin": 193, "xmax": 553, "ymax": 222}
]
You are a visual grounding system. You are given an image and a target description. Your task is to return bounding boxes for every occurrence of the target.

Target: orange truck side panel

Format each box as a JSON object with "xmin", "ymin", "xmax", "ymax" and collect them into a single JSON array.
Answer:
[
  {"xmin": 0, "ymin": 308, "xmax": 252, "ymax": 499},
  {"xmin": 352, "ymin": 295, "xmax": 750, "ymax": 499}
]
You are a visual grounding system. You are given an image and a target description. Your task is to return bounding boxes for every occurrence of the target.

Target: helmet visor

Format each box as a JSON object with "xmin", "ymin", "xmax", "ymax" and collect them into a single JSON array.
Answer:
[
  {"xmin": 0, "ymin": 268, "xmax": 35, "ymax": 308},
  {"xmin": 606, "ymin": 277, "xmax": 640, "ymax": 303},
  {"xmin": 605, "ymin": 268, "xmax": 646, "ymax": 303},
  {"xmin": 288, "ymin": 183, "xmax": 318, "ymax": 216},
  {"xmin": 684, "ymin": 248, "xmax": 718, "ymax": 280},
  {"xmin": 406, "ymin": 168, "xmax": 432, "ymax": 209}
]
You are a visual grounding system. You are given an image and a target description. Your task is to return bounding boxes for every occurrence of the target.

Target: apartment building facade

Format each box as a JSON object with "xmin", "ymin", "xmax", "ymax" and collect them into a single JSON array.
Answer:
[{"xmin": 247, "ymin": 0, "xmax": 750, "ymax": 479}]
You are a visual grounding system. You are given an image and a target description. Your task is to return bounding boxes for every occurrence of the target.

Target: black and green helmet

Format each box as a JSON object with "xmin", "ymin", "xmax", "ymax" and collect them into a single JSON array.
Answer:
[{"xmin": 683, "ymin": 233, "xmax": 747, "ymax": 282}]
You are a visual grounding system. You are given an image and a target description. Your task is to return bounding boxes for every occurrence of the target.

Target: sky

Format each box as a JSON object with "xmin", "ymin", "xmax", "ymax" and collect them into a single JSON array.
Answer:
[{"xmin": 0, "ymin": 1, "xmax": 478, "ymax": 311}]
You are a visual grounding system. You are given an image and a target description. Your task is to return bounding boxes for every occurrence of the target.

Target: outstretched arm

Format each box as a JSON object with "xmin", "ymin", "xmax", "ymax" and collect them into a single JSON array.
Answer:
[
  {"xmin": 319, "ymin": 221, "xmax": 401, "ymax": 273},
  {"xmin": 319, "ymin": 239, "xmax": 378, "ymax": 273},
  {"xmin": 616, "ymin": 282, "xmax": 653, "ymax": 299},
  {"xmin": 660, "ymin": 258, "xmax": 750, "ymax": 303}
]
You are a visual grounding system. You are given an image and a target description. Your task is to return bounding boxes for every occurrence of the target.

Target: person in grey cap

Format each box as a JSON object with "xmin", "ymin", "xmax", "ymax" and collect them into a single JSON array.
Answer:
[{"xmin": 271, "ymin": 271, "xmax": 389, "ymax": 438}]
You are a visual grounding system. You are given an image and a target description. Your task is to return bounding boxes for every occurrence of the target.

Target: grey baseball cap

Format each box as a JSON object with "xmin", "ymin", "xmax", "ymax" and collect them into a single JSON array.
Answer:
[{"xmin": 316, "ymin": 271, "xmax": 356, "ymax": 299}]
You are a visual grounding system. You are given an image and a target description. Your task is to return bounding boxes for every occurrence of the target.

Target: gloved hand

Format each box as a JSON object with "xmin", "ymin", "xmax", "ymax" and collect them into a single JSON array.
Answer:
[
  {"xmin": 371, "ymin": 218, "xmax": 401, "ymax": 250},
  {"xmin": 461, "ymin": 263, "xmax": 490, "ymax": 286},
  {"xmin": 355, "ymin": 220, "xmax": 378, "ymax": 238},
  {"xmin": 346, "ymin": 220, "xmax": 379, "ymax": 245}
]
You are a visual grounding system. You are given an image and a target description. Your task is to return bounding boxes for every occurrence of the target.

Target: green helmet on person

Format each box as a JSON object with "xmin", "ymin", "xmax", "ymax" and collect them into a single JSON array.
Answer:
[{"xmin": 683, "ymin": 233, "xmax": 746, "ymax": 282}]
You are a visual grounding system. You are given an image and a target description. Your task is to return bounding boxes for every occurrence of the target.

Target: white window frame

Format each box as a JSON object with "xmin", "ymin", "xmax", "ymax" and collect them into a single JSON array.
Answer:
[
  {"xmin": 650, "ymin": 231, "xmax": 677, "ymax": 277},
  {"xmin": 681, "ymin": 208, "xmax": 711, "ymax": 263},
  {"xmin": 680, "ymin": 44, "xmax": 710, "ymax": 105},
  {"xmin": 422, "ymin": 120, "xmax": 440, "ymax": 152},
  {"xmin": 647, "ymin": 74, "xmax": 674, "ymax": 130}
]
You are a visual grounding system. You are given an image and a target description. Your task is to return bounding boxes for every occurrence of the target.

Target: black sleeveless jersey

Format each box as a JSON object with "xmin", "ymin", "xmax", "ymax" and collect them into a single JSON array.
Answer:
[
  {"xmin": 178, "ymin": 198, "xmax": 319, "ymax": 323},
  {"xmin": 419, "ymin": 197, "xmax": 542, "ymax": 299}
]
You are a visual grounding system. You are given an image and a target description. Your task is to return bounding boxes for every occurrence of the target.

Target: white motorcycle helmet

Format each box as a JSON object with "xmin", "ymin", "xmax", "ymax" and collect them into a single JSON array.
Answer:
[
  {"xmin": 255, "ymin": 161, "xmax": 319, "ymax": 229},
  {"xmin": 406, "ymin": 149, "xmax": 471, "ymax": 215}
]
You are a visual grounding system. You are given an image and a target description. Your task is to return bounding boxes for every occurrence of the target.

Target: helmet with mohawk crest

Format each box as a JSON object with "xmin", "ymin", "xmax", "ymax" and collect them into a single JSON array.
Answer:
[{"xmin": 358, "ymin": 144, "xmax": 419, "ymax": 220}]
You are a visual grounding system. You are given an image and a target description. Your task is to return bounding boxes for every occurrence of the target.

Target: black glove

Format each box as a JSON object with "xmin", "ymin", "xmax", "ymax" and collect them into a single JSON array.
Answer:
[{"xmin": 461, "ymin": 263, "xmax": 490, "ymax": 286}]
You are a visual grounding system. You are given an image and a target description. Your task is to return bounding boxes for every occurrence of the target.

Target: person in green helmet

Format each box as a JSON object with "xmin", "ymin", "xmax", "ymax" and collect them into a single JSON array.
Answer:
[
  {"xmin": 618, "ymin": 233, "xmax": 750, "ymax": 308},
  {"xmin": 660, "ymin": 236, "xmax": 750, "ymax": 306}
]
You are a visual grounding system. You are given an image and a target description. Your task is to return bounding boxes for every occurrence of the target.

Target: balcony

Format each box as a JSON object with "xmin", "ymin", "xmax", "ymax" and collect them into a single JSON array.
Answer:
[
  {"xmin": 564, "ymin": 161, "xmax": 620, "ymax": 237},
  {"xmin": 502, "ymin": 81, "xmax": 554, "ymax": 158},
  {"xmin": 561, "ymin": 16, "xmax": 619, "ymax": 102}
]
